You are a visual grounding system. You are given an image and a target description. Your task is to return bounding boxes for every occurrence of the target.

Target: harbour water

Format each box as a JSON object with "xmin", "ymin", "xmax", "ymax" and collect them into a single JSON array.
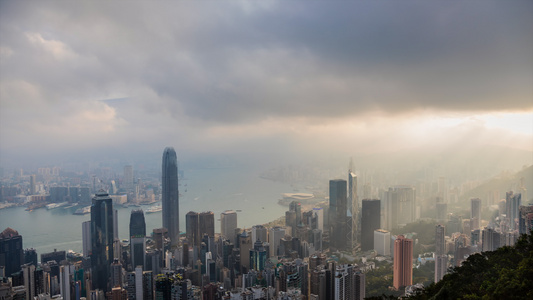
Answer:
[{"xmin": 0, "ymin": 167, "xmax": 299, "ymax": 257}]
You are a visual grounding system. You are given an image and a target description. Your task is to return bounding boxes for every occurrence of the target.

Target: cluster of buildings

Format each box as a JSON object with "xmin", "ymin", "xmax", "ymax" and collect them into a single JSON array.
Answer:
[
  {"xmin": 431, "ymin": 192, "xmax": 533, "ymax": 284},
  {"xmin": 1, "ymin": 148, "xmax": 532, "ymax": 300}
]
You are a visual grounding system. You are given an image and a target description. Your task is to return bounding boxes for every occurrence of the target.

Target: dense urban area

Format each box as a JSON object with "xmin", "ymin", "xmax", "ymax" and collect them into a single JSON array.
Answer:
[{"xmin": 1, "ymin": 147, "xmax": 532, "ymax": 300}]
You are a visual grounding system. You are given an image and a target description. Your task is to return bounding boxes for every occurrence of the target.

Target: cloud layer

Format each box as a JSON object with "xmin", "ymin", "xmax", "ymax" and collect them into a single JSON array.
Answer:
[{"xmin": 0, "ymin": 1, "xmax": 532, "ymax": 166}]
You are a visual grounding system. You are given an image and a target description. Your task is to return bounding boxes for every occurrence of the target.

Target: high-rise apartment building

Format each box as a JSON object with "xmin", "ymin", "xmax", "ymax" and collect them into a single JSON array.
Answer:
[
  {"xmin": 329, "ymin": 179, "xmax": 347, "ymax": 250},
  {"xmin": 519, "ymin": 205, "xmax": 533, "ymax": 235},
  {"xmin": 434, "ymin": 255, "xmax": 448, "ymax": 283},
  {"xmin": 470, "ymin": 198, "xmax": 481, "ymax": 230},
  {"xmin": 383, "ymin": 186, "xmax": 416, "ymax": 230},
  {"xmin": 393, "ymin": 235, "xmax": 413, "ymax": 290},
  {"xmin": 221, "ymin": 210, "xmax": 238, "ymax": 245},
  {"xmin": 435, "ymin": 225, "xmax": 446, "ymax": 256},
  {"xmin": 90, "ymin": 191, "xmax": 114, "ymax": 292},
  {"xmin": 0, "ymin": 227, "xmax": 24, "ymax": 277},
  {"xmin": 361, "ymin": 199, "xmax": 380, "ymax": 251},
  {"xmin": 162, "ymin": 147, "xmax": 180, "ymax": 246}
]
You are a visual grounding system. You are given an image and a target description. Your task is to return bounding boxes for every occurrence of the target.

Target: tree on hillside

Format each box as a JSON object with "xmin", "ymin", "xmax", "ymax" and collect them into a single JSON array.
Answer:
[{"xmin": 407, "ymin": 231, "xmax": 533, "ymax": 299}]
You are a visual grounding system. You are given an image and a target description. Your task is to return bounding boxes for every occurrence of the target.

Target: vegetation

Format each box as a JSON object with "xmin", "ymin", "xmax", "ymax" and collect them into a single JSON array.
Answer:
[
  {"xmin": 365, "ymin": 263, "xmax": 403, "ymax": 299},
  {"xmin": 407, "ymin": 232, "xmax": 533, "ymax": 299}
]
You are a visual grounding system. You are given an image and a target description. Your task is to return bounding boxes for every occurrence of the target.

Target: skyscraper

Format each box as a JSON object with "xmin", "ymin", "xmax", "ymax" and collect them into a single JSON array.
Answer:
[
  {"xmin": 393, "ymin": 235, "xmax": 413, "ymax": 290},
  {"xmin": 470, "ymin": 198, "xmax": 481, "ymax": 230},
  {"xmin": 434, "ymin": 255, "xmax": 448, "ymax": 283},
  {"xmin": 519, "ymin": 205, "xmax": 533, "ymax": 235},
  {"xmin": 82, "ymin": 221, "xmax": 91, "ymax": 257},
  {"xmin": 329, "ymin": 179, "xmax": 347, "ymax": 250},
  {"xmin": 0, "ymin": 227, "xmax": 24, "ymax": 277},
  {"xmin": 221, "ymin": 210, "xmax": 238, "ymax": 245},
  {"xmin": 506, "ymin": 192, "xmax": 521, "ymax": 231},
  {"xmin": 90, "ymin": 191, "xmax": 114, "ymax": 292},
  {"xmin": 349, "ymin": 170, "xmax": 358, "ymax": 254},
  {"xmin": 199, "ymin": 211, "xmax": 215, "ymax": 238},
  {"xmin": 383, "ymin": 186, "xmax": 416, "ymax": 230},
  {"xmin": 30, "ymin": 174, "xmax": 37, "ymax": 195},
  {"xmin": 374, "ymin": 229, "xmax": 391, "ymax": 256},
  {"xmin": 130, "ymin": 210, "xmax": 147, "ymax": 270},
  {"xmin": 123, "ymin": 165, "xmax": 134, "ymax": 190},
  {"xmin": 361, "ymin": 199, "xmax": 380, "ymax": 251},
  {"xmin": 435, "ymin": 225, "xmax": 446, "ymax": 256},
  {"xmin": 162, "ymin": 147, "xmax": 180, "ymax": 247},
  {"xmin": 268, "ymin": 226, "xmax": 286, "ymax": 258},
  {"xmin": 251, "ymin": 225, "xmax": 268, "ymax": 243},
  {"xmin": 186, "ymin": 211, "xmax": 200, "ymax": 247}
]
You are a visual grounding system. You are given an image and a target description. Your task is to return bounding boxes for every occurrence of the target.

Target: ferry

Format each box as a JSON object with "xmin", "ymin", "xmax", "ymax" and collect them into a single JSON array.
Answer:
[
  {"xmin": 64, "ymin": 202, "xmax": 79, "ymax": 209},
  {"xmin": 74, "ymin": 206, "xmax": 91, "ymax": 215},
  {"xmin": 46, "ymin": 202, "xmax": 69, "ymax": 210},
  {"xmin": 145, "ymin": 205, "xmax": 162, "ymax": 213}
]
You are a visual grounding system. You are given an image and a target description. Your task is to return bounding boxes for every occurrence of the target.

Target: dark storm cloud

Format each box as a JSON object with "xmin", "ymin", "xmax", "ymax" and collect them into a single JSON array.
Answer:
[{"xmin": 1, "ymin": 0, "xmax": 532, "ymax": 127}]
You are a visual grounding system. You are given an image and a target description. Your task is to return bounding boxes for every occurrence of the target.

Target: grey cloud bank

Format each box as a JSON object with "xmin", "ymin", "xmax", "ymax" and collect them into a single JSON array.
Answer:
[{"xmin": 0, "ymin": 1, "xmax": 532, "ymax": 167}]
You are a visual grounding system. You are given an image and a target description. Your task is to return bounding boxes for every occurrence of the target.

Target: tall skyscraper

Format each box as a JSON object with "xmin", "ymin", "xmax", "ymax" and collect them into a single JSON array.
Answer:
[
  {"xmin": 199, "ymin": 211, "xmax": 215, "ymax": 238},
  {"xmin": 0, "ymin": 227, "xmax": 24, "ymax": 277},
  {"xmin": 506, "ymin": 192, "xmax": 521, "ymax": 231},
  {"xmin": 361, "ymin": 199, "xmax": 380, "ymax": 251},
  {"xmin": 186, "ymin": 211, "xmax": 200, "ymax": 247},
  {"xmin": 130, "ymin": 210, "xmax": 147, "ymax": 270},
  {"xmin": 329, "ymin": 179, "xmax": 347, "ymax": 250},
  {"xmin": 162, "ymin": 147, "xmax": 180, "ymax": 246},
  {"xmin": 30, "ymin": 175, "xmax": 37, "ymax": 195},
  {"xmin": 221, "ymin": 210, "xmax": 238, "ymax": 245},
  {"xmin": 268, "ymin": 226, "xmax": 286, "ymax": 258},
  {"xmin": 470, "ymin": 198, "xmax": 481, "ymax": 230},
  {"xmin": 349, "ymin": 166, "xmax": 358, "ymax": 254},
  {"xmin": 90, "ymin": 191, "xmax": 114, "ymax": 292},
  {"xmin": 393, "ymin": 235, "xmax": 413, "ymax": 290},
  {"xmin": 435, "ymin": 225, "xmax": 446, "ymax": 256},
  {"xmin": 434, "ymin": 255, "xmax": 448, "ymax": 283},
  {"xmin": 383, "ymin": 186, "xmax": 416, "ymax": 230},
  {"xmin": 82, "ymin": 221, "xmax": 91, "ymax": 257}
]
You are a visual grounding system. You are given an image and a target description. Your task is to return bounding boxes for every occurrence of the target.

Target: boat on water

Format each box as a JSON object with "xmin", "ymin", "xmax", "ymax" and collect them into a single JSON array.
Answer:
[
  {"xmin": 145, "ymin": 205, "xmax": 162, "ymax": 213},
  {"xmin": 46, "ymin": 202, "xmax": 69, "ymax": 210},
  {"xmin": 73, "ymin": 206, "xmax": 91, "ymax": 215},
  {"xmin": 63, "ymin": 202, "xmax": 79, "ymax": 209}
]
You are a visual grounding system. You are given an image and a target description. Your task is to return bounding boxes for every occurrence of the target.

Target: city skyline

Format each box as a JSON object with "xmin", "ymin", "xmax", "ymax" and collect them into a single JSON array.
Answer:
[{"xmin": 0, "ymin": 1, "xmax": 532, "ymax": 169}]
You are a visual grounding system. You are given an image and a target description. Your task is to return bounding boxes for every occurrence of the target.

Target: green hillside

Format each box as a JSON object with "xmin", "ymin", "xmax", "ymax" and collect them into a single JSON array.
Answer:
[{"xmin": 407, "ymin": 232, "xmax": 533, "ymax": 300}]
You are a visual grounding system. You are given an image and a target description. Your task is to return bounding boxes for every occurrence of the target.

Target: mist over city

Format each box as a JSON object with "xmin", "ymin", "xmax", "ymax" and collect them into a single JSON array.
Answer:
[{"xmin": 0, "ymin": 1, "xmax": 532, "ymax": 299}]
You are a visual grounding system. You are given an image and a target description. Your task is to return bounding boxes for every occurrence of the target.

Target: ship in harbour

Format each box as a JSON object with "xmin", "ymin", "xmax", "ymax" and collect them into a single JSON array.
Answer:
[
  {"xmin": 145, "ymin": 204, "xmax": 162, "ymax": 214},
  {"xmin": 73, "ymin": 206, "xmax": 91, "ymax": 215},
  {"xmin": 46, "ymin": 202, "xmax": 69, "ymax": 210}
]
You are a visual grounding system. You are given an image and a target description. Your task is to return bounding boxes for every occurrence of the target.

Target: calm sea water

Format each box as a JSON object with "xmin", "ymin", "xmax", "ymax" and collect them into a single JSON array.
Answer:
[{"xmin": 0, "ymin": 167, "xmax": 296, "ymax": 257}]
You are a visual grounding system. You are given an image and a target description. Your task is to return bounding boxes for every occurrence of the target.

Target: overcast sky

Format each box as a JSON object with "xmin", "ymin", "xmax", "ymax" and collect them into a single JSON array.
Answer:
[{"xmin": 1, "ymin": 1, "xmax": 532, "ymax": 169}]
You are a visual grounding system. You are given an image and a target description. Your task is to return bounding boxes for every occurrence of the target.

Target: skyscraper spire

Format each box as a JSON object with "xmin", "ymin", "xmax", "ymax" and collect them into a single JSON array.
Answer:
[
  {"xmin": 162, "ymin": 147, "xmax": 180, "ymax": 247},
  {"xmin": 349, "ymin": 156, "xmax": 355, "ymax": 173}
]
